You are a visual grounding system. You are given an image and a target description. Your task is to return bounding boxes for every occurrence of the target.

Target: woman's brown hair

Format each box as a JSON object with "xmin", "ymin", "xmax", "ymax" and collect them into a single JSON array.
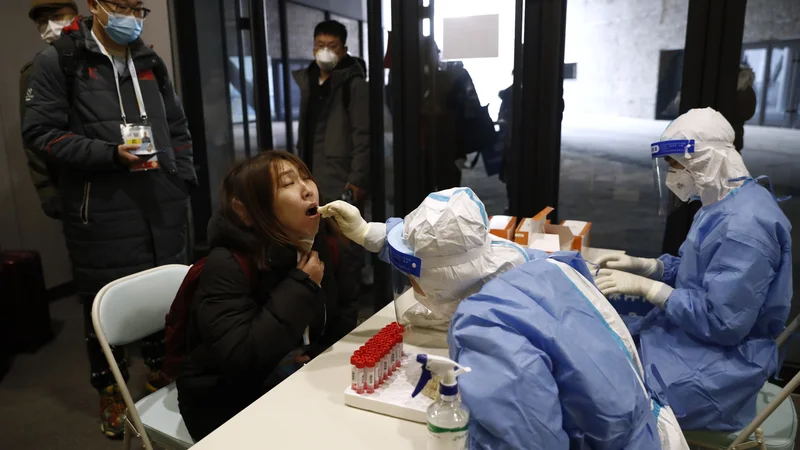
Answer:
[{"xmin": 220, "ymin": 150, "xmax": 316, "ymax": 269}]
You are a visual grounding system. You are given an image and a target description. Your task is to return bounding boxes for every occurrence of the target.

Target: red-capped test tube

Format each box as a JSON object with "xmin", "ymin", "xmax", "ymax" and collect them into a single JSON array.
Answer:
[
  {"xmin": 397, "ymin": 332, "xmax": 405, "ymax": 359},
  {"xmin": 392, "ymin": 335, "xmax": 401, "ymax": 368},
  {"xmin": 388, "ymin": 341, "xmax": 397, "ymax": 375},
  {"xmin": 355, "ymin": 358, "xmax": 366, "ymax": 394},
  {"xmin": 350, "ymin": 355, "xmax": 358, "ymax": 391},
  {"xmin": 382, "ymin": 345, "xmax": 390, "ymax": 380},
  {"xmin": 367, "ymin": 353, "xmax": 379, "ymax": 387},
  {"xmin": 365, "ymin": 358, "xmax": 376, "ymax": 394}
]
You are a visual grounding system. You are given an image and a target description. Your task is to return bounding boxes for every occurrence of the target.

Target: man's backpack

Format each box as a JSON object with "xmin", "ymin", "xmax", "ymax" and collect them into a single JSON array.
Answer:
[{"xmin": 163, "ymin": 252, "xmax": 254, "ymax": 379}]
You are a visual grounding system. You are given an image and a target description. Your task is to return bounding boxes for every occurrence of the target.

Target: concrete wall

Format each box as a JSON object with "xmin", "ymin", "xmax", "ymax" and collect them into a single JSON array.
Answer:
[
  {"xmin": 743, "ymin": 0, "xmax": 800, "ymax": 43},
  {"xmin": 564, "ymin": 0, "xmax": 800, "ymax": 120},
  {"xmin": 0, "ymin": 1, "xmax": 175, "ymax": 288},
  {"xmin": 563, "ymin": 0, "xmax": 690, "ymax": 119}
]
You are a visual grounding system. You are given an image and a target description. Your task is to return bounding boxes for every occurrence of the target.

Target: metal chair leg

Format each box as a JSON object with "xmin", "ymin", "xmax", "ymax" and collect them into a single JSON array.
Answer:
[
  {"xmin": 123, "ymin": 419, "xmax": 132, "ymax": 450},
  {"xmin": 755, "ymin": 428, "xmax": 765, "ymax": 450}
]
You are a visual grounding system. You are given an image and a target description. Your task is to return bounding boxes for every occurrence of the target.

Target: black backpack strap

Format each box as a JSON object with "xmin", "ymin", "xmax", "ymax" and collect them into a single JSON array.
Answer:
[{"xmin": 52, "ymin": 35, "xmax": 79, "ymax": 102}]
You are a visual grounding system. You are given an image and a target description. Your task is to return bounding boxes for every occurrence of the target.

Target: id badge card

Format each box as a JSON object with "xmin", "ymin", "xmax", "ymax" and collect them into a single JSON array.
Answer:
[{"xmin": 121, "ymin": 124, "xmax": 160, "ymax": 172}]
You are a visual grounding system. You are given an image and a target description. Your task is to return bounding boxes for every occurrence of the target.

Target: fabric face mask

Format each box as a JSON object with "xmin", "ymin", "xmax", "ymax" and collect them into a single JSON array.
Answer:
[
  {"xmin": 39, "ymin": 19, "xmax": 72, "ymax": 44},
  {"xmin": 315, "ymin": 48, "xmax": 339, "ymax": 72},
  {"xmin": 99, "ymin": 3, "xmax": 143, "ymax": 44},
  {"xmin": 666, "ymin": 169, "xmax": 697, "ymax": 202}
]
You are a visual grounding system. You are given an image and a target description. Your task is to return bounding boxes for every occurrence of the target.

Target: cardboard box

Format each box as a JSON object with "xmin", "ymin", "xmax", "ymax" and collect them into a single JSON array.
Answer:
[
  {"xmin": 515, "ymin": 208, "xmax": 593, "ymax": 254},
  {"xmin": 489, "ymin": 216, "xmax": 518, "ymax": 241},
  {"xmin": 514, "ymin": 207, "xmax": 553, "ymax": 246},
  {"xmin": 561, "ymin": 220, "xmax": 592, "ymax": 254}
]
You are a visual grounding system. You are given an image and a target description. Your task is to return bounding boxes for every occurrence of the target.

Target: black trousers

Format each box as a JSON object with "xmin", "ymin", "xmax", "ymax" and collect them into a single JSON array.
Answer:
[{"xmin": 82, "ymin": 295, "xmax": 165, "ymax": 389}]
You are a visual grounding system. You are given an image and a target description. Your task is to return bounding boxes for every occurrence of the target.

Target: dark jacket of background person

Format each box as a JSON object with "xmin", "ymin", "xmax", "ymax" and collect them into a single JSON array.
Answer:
[
  {"xmin": 293, "ymin": 55, "xmax": 370, "ymax": 203},
  {"xmin": 420, "ymin": 62, "xmax": 484, "ymax": 190},
  {"xmin": 21, "ymin": 17, "xmax": 196, "ymax": 296},
  {"xmin": 497, "ymin": 85, "xmax": 513, "ymax": 184},
  {"xmin": 177, "ymin": 212, "xmax": 346, "ymax": 440}
]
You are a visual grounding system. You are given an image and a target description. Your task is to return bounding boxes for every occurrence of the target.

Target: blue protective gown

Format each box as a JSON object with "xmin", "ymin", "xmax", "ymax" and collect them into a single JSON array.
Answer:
[
  {"xmin": 379, "ymin": 218, "xmax": 661, "ymax": 449},
  {"xmin": 449, "ymin": 252, "xmax": 661, "ymax": 450},
  {"xmin": 631, "ymin": 180, "xmax": 792, "ymax": 431}
]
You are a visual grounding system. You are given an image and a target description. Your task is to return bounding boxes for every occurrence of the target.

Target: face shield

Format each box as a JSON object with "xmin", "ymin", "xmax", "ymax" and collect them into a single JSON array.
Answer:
[
  {"xmin": 388, "ymin": 223, "xmax": 451, "ymax": 331},
  {"xmin": 388, "ymin": 222, "xmax": 531, "ymax": 331},
  {"xmin": 651, "ymin": 139, "xmax": 696, "ymax": 215}
]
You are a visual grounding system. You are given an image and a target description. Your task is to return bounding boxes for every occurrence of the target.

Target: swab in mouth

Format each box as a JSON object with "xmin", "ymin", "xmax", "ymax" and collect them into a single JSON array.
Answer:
[{"xmin": 306, "ymin": 206, "xmax": 318, "ymax": 216}]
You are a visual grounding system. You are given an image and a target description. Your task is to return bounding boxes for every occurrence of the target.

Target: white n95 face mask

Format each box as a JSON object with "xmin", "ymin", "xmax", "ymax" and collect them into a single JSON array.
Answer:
[
  {"xmin": 315, "ymin": 48, "xmax": 339, "ymax": 71},
  {"xmin": 666, "ymin": 169, "xmax": 697, "ymax": 202},
  {"xmin": 39, "ymin": 19, "xmax": 72, "ymax": 44}
]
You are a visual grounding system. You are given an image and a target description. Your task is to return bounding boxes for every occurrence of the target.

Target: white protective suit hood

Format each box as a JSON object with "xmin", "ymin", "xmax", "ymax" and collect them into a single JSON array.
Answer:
[
  {"xmin": 388, "ymin": 188, "xmax": 529, "ymax": 317},
  {"xmin": 660, "ymin": 108, "xmax": 750, "ymax": 206}
]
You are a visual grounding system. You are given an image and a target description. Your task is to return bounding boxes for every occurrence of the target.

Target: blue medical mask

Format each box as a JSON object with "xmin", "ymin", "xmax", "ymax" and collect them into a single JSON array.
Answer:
[{"xmin": 99, "ymin": 3, "xmax": 143, "ymax": 44}]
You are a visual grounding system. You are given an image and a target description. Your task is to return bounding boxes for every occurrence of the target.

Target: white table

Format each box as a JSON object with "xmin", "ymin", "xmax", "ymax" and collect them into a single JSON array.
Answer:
[
  {"xmin": 192, "ymin": 248, "xmax": 625, "ymax": 449},
  {"xmin": 191, "ymin": 302, "xmax": 449, "ymax": 450}
]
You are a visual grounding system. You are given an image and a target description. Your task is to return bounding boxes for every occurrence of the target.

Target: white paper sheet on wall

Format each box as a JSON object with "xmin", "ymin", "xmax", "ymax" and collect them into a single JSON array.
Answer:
[{"xmin": 442, "ymin": 14, "xmax": 500, "ymax": 60}]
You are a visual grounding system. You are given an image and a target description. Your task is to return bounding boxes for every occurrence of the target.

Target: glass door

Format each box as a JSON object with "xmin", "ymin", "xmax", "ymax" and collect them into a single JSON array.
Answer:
[{"xmin": 413, "ymin": 0, "xmax": 516, "ymax": 215}]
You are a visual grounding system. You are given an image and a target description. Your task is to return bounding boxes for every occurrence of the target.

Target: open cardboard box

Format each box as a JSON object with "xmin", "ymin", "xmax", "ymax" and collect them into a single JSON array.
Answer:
[
  {"xmin": 561, "ymin": 220, "xmax": 592, "ymax": 254},
  {"xmin": 514, "ymin": 207, "xmax": 592, "ymax": 254},
  {"xmin": 488, "ymin": 216, "xmax": 518, "ymax": 241}
]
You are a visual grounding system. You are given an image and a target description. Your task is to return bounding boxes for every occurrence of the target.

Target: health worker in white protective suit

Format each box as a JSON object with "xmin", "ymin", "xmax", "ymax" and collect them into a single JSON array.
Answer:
[
  {"xmin": 320, "ymin": 188, "xmax": 688, "ymax": 450},
  {"xmin": 594, "ymin": 108, "xmax": 792, "ymax": 431}
]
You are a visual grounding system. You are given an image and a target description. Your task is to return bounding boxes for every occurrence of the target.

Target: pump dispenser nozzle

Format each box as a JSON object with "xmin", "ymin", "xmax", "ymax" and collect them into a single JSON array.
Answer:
[{"xmin": 412, "ymin": 354, "xmax": 471, "ymax": 398}]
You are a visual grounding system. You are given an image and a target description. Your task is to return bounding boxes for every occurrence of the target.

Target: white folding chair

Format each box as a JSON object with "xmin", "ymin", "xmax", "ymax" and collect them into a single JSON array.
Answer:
[
  {"xmin": 685, "ymin": 315, "xmax": 800, "ymax": 450},
  {"xmin": 92, "ymin": 264, "xmax": 194, "ymax": 450}
]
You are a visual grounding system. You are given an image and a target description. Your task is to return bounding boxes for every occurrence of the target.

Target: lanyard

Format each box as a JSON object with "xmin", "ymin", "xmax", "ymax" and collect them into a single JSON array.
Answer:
[{"xmin": 94, "ymin": 33, "xmax": 147, "ymax": 124}]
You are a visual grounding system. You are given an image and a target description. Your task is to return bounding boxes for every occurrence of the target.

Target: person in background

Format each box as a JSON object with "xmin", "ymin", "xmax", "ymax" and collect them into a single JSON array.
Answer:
[
  {"xmin": 22, "ymin": 0, "xmax": 195, "ymax": 438},
  {"xmin": 293, "ymin": 19, "xmax": 368, "ymax": 327},
  {"xmin": 320, "ymin": 191, "xmax": 688, "ymax": 450},
  {"xmin": 21, "ymin": 0, "xmax": 79, "ymax": 219},
  {"xmin": 418, "ymin": 38, "xmax": 487, "ymax": 190},
  {"xmin": 497, "ymin": 80, "xmax": 514, "ymax": 211},
  {"xmin": 594, "ymin": 108, "xmax": 792, "ymax": 432},
  {"xmin": 177, "ymin": 151, "xmax": 347, "ymax": 441},
  {"xmin": 732, "ymin": 65, "xmax": 757, "ymax": 152}
]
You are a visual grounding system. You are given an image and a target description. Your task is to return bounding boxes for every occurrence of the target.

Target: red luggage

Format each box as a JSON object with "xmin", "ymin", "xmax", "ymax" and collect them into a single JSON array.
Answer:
[{"xmin": 0, "ymin": 251, "xmax": 54, "ymax": 353}]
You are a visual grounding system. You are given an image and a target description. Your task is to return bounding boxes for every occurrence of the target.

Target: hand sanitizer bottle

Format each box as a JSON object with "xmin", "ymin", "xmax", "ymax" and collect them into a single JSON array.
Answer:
[{"xmin": 412, "ymin": 354, "xmax": 472, "ymax": 450}]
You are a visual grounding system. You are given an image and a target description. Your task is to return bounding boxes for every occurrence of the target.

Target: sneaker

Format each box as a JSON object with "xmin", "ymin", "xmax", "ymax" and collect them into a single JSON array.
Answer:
[
  {"xmin": 145, "ymin": 369, "xmax": 171, "ymax": 393},
  {"xmin": 98, "ymin": 384, "xmax": 127, "ymax": 439}
]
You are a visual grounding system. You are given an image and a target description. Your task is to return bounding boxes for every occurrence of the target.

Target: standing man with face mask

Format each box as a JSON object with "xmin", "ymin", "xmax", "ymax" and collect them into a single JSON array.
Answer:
[
  {"xmin": 22, "ymin": 0, "xmax": 196, "ymax": 439},
  {"xmin": 22, "ymin": 0, "xmax": 79, "ymax": 219},
  {"xmin": 294, "ymin": 20, "xmax": 370, "ymax": 323}
]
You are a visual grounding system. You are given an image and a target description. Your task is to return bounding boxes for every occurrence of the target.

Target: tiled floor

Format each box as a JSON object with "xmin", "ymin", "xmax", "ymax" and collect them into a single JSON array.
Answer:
[{"xmin": 0, "ymin": 296, "xmax": 149, "ymax": 450}]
